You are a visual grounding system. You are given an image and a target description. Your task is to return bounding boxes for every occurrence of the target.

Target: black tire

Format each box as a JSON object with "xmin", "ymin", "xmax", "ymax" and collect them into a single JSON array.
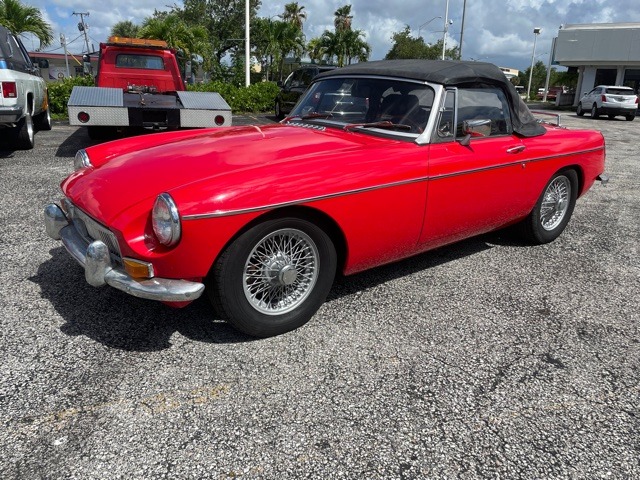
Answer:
[
  {"xmin": 275, "ymin": 100, "xmax": 284, "ymax": 120},
  {"xmin": 576, "ymin": 103, "xmax": 584, "ymax": 116},
  {"xmin": 13, "ymin": 113, "xmax": 34, "ymax": 150},
  {"xmin": 208, "ymin": 217, "xmax": 337, "ymax": 337},
  {"xmin": 626, "ymin": 114, "xmax": 635, "ymax": 121},
  {"xmin": 591, "ymin": 104, "xmax": 599, "ymax": 119},
  {"xmin": 608, "ymin": 114, "xmax": 616, "ymax": 120},
  {"xmin": 34, "ymin": 94, "xmax": 52, "ymax": 131},
  {"xmin": 518, "ymin": 169, "xmax": 578, "ymax": 245}
]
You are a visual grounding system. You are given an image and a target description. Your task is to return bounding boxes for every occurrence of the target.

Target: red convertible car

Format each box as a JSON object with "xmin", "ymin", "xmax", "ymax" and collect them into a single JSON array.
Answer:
[{"xmin": 44, "ymin": 60, "xmax": 607, "ymax": 337}]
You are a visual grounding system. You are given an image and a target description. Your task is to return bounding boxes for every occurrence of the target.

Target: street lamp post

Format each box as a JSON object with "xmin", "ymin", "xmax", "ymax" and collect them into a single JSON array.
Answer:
[
  {"xmin": 418, "ymin": 16, "xmax": 441, "ymax": 39},
  {"xmin": 245, "ymin": 0, "xmax": 250, "ymax": 87},
  {"xmin": 526, "ymin": 27, "xmax": 541, "ymax": 102},
  {"xmin": 441, "ymin": 0, "xmax": 450, "ymax": 60}
]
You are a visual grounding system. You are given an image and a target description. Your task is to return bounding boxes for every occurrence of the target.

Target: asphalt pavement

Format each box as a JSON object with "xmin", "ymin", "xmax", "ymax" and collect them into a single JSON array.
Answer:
[{"xmin": 0, "ymin": 111, "xmax": 638, "ymax": 479}]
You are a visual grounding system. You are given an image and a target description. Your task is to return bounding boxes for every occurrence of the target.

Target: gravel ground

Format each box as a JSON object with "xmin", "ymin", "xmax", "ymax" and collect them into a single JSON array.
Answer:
[{"xmin": 0, "ymin": 111, "xmax": 638, "ymax": 479}]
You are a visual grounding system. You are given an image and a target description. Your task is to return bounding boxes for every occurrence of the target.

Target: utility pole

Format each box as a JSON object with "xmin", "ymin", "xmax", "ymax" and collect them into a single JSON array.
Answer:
[
  {"xmin": 60, "ymin": 34, "xmax": 70, "ymax": 77},
  {"xmin": 459, "ymin": 0, "xmax": 467, "ymax": 59},
  {"xmin": 73, "ymin": 12, "xmax": 91, "ymax": 54}
]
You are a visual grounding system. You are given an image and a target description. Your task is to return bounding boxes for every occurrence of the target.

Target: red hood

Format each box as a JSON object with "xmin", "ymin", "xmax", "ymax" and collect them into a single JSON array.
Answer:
[{"xmin": 62, "ymin": 124, "xmax": 413, "ymax": 224}]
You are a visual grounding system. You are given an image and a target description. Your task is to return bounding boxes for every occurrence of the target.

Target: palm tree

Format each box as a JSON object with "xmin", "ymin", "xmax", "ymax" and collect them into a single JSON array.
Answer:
[
  {"xmin": 333, "ymin": 5, "xmax": 353, "ymax": 32},
  {"xmin": 315, "ymin": 27, "xmax": 370, "ymax": 67},
  {"xmin": 139, "ymin": 13, "xmax": 211, "ymax": 76},
  {"xmin": 0, "ymin": 0, "xmax": 53, "ymax": 48},
  {"xmin": 110, "ymin": 20, "xmax": 140, "ymax": 39},
  {"xmin": 344, "ymin": 29, "xmax": 370, "ymax": 65},
  {"xmin": 306, "ymin": 37, "xmax": 326, "ymax": 64},
  {"xmin": 273, "ymin": 20, "xmax": 304, "ymax": 81},
  {"xmin": 280, "ymin": 2, "xmax": 306, "ymax": 30}
]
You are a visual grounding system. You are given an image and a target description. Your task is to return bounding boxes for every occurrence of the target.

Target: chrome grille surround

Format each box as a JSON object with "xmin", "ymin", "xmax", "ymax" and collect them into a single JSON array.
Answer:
[{"xmin": 63, "ymin": 199, "xmax": 123, "ymax": 265}]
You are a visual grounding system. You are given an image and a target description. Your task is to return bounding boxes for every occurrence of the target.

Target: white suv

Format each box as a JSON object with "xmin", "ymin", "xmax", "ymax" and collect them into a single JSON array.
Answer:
[
  {"xmin": 577, "ymin": 85, "xmax": 638, "ymax": 121},
  {"xmin": 0, "ymin": 25, "xmax": 51, "ymax": 149}
]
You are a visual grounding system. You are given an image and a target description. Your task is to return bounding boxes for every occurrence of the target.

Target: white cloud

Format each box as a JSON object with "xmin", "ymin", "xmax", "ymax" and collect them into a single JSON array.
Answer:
[{"xmin": 21, "ymin": 0, "xmax": 640, "ymax": 70}]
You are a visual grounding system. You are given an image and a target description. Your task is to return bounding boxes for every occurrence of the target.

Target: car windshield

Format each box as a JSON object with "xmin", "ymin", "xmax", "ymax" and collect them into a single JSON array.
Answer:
[
  {"xmin": 288, "ymin": 77, "xmax": 435, "ymax": 135},
  {"xmin": 605, "ymin": 88, "xmax": 634, "ymax": 96}
]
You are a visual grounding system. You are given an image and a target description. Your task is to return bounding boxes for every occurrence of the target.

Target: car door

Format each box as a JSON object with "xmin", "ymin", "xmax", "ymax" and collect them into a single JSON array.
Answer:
[
  {"xmin": 281, "ymin": 68, "xmax": 307, "ymax": 113},
  {"xmin": 5, "ymin": 31, "xmax": 44, "ymax": 115},
  {"xmin": 419, "ymin": 86, "xmax": 533, "ymax": 250},
  {"xmin": 583, "ymin": 87, "xmax": 599, "ymax": 107}
]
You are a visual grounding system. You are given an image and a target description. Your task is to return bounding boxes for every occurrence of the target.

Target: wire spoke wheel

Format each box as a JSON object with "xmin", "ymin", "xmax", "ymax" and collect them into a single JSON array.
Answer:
[
  {"xmin": 539, "ymin": 175, "xmax": 570, "ymax": 231},
  {"xmin": 243, "ymin": 228, "xmax": 320, "ymax": 315}
]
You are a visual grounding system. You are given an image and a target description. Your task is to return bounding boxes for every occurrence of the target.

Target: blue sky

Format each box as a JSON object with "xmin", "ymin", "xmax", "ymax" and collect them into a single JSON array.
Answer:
[{"xmin": 21, "ymin": 0, "xmax": 640, "ymax": 72}]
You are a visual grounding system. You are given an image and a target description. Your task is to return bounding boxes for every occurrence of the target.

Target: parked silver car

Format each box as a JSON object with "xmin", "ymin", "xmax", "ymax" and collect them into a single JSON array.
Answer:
[{"xmin": 576, "ymin": 85, "xmax": 638, "ymax": 121}]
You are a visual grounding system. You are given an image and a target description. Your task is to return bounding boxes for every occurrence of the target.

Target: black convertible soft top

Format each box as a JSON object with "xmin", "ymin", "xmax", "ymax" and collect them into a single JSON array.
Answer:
[{"xmin": 315, "ymin": 59, "xmax": 546, "ymax": 138}]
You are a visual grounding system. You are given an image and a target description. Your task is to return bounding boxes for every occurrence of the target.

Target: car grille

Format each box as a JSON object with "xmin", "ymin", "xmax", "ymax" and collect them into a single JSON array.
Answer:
[{"xmin": 65, "ymin": 200, "xmax": 123, "ymax": 265}]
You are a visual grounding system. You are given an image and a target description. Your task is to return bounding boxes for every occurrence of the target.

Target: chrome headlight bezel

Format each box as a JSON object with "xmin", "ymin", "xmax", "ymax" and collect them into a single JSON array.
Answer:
[
  {"xmin": 152, "ymin": 193, "xmax": 181, "ymax": 247},
  {"xmin": 74, "ymin": 149, "xmax": 92, "ymax": 170}
]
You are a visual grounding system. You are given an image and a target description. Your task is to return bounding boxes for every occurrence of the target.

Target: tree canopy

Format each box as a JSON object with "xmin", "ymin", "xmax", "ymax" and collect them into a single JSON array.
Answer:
[
  {"xmin": 385, "ymin": 26, "xmax": 459, "ymax": 60},
  {"xmin": 0, "ymin": 0, "xmax": 53, "ymax": 48}
]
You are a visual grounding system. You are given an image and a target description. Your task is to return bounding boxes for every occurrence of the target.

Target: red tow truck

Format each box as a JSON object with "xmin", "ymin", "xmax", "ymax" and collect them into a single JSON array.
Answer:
[{"xmin": 68, "ymin": 37, "xmax": 231, "ymax": 139}]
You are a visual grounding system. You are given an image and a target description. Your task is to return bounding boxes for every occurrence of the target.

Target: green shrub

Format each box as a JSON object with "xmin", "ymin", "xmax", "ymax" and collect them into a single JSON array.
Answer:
[
  {"xmin": 188, "ymin": 81, "xmax": 279, "ymax": 113},
  {"xmin": 47, "ymin": 76, "xmax": 95, "ymax": 115}
]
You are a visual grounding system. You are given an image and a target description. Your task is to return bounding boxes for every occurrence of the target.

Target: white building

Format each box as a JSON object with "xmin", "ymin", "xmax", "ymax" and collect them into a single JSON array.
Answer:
[{"xmin": 554, "ymin": 23, "xmax": 640, "ymax": 105}]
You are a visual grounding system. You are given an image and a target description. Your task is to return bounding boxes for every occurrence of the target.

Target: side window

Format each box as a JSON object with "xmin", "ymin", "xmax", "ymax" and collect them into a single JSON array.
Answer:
[
  {"xmin": 290, "ymin": 69, "xmax": 305, "ymax": 88},
  {"xmin": 436, "ymin": 89, "xmax": 456, "ymax": 139},
  {"xmin": 456, "ymin": 85, "xmax": 512, "ymax": 137},
  {"xmin": 283, "ymin": 71, "xmax": 294, "ymax": 89},
  {"xmin": 6, "ymin": 33, "xmax": 30, "ymax": 72},
  {"xmin": 299, "ymin": 69, "xmax": 314, "ymax": 87}
]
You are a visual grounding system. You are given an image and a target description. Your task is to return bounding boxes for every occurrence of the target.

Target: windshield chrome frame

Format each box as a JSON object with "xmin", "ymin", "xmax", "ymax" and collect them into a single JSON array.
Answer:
[{"xmin": 289, "ymin": 75, "xmax": 446, "ymax": 145}]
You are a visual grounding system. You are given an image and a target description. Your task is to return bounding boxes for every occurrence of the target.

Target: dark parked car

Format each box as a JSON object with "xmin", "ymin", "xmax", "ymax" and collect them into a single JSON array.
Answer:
[{"xmin": 275, "ymin": 65, "xmax": 335, "ymax": 120}]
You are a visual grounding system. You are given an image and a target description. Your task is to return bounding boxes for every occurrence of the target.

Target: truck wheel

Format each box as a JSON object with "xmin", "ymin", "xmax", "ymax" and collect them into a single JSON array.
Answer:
[
  {"xmin": 35, "ymin": 95, "xmax": 52, "ymax": 131},
  {"xmin": 13, "ymin": 113, "xmax": 35, "ymax": 150}
]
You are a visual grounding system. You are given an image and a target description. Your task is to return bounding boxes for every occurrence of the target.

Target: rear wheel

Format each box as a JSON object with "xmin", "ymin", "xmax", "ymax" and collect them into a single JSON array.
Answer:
[
  {"xmin": 591, "ymin": 104, "xmax": 599, "ymax": 118},
  {"xmin": 13, "ymin": 113, "xmax": 34, "ymax": 150},
  {"xmin": 34, "ymin": 94, "xmax": 52, "ymax": 131},
  {"xmin": 518, "ymin": 170, "xmax": 578, "ymax": 245},
  {"xmin": 626, "ymin": 114, "xmax": 635, "ymax": 121},
  {"xmin": 608, "ymin": 114, "xmax": 616, "ymax": 120},
  {"xmin": 208, "ymin": 217, "xmax": 337, "ymax": 337},
  {"xmin": 576, "ymin": 103, "xmax": 584, "ymax": 116}
]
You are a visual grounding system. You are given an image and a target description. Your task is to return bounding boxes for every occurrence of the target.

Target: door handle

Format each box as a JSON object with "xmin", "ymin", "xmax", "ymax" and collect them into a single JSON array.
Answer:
[{"xmin": 506, "ymin": 145, "xmax": 526, "ymax": 154}]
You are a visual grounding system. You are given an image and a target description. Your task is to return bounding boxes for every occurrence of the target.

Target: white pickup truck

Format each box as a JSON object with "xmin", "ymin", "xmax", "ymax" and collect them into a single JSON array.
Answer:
[{"xmin": 0, "ymin": 25, "xmax": 51, "ymax": 149}]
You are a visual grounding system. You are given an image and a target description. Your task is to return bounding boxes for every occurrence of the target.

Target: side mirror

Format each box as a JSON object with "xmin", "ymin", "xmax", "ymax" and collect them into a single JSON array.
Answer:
[{"xmin": 459, "ymin": 119, "xmax": 491, "ymax": 146}]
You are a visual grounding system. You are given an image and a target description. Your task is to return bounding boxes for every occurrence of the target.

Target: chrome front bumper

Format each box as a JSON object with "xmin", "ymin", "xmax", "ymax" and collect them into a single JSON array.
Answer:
[{"xmin": 43, "ymin": 203, "xmax": 204, "ymax": 302}]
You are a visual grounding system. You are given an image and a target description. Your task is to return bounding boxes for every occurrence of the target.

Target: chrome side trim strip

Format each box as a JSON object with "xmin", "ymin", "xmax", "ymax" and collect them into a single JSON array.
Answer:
[
  {"xmin": 183, "ymin": 176, "xmax": 429, "ymax": 220},
  {"xmin": 183, "ymin": 146, "xmax": 605, "ymax": 221}
]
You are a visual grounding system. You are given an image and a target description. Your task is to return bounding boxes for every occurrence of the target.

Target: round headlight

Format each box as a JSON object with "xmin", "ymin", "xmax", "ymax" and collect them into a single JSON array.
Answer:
[
  {"xmin": 152, "ymin": 193, "xmax": 181, "ymax": 247},
  {"xmin": 74, "ymin": 149, "xmax": 92, "ymax": 170}
]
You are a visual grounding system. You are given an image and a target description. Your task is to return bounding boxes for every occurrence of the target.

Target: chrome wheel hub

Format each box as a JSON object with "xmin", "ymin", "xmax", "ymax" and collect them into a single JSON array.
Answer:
[
  {"xmin": 540, "ymin": 176, "xmax": 571, "ymax": 231},
  {"xmin": 243, "ymin": 228, "xmax": 319, "ymax": 315}
]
